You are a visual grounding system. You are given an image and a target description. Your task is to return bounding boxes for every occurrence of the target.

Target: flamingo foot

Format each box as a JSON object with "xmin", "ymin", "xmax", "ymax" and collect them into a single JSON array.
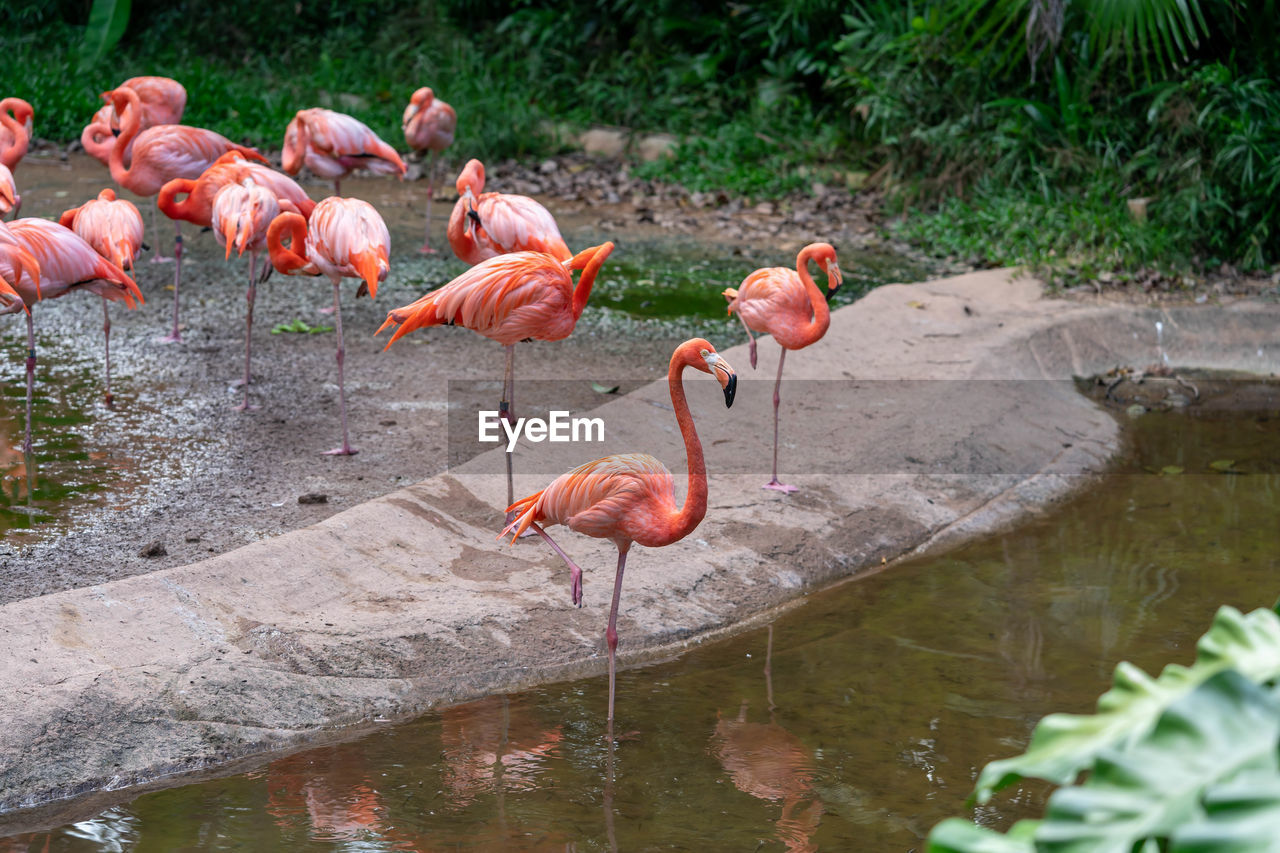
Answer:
[
  {"xmin": 317, "ymin": 305, "xmax": 336, "ymax": 315},
  {"xmin": 149, "ymin": 254, "xmax": 175, "ymax": 265},
  {"xmin": 158, "ymin": 332, "xmax": 182, "ymax": 344},
  {"xmin": 232, "ymin": 401, "xmax": 260, "ymax": 413},
  {"xmin": 103, "ymin": 392, "xmax": 115, "ymax": 409},
  {"xmin": 417, "ymin": 245, "xmax": 438, "ymax": 255},
  {"xmin": 324, "ymin": 445, "xmax": 358, "ymax": 456},
  {"xmin": 570, "ymin": 567, "xmax": 583, "ymax": 607},
  {"xmin": 762, "ymin": 479, "xmax": 798, "ymax": 494}
]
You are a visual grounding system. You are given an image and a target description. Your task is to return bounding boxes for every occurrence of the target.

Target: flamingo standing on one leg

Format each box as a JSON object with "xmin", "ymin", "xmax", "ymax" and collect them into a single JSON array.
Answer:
[
  {"xmin": 105, "ymin": 84, "xmax": 267, "ymax": 341},
  {"xmin": 448, "ymin": 159, "xmax": 570, "ymax": 265},
  {"xmin": 212, "ymin": 178, "xmax": 280, "ymax": 411},
  {"xmin": 82, "ymin": 76, "xmax": 187, "ymax": 165},
  {"xmin": 266, "ymin": 197, "xmax": 389, "ymax": 454},
  {"xmin": 57, "ymin": 188, "xmax": 145, "ymax": 406},
  {"xmin": 723, "ymin": 243, "xmax": 842, "ymax": 494},
  {"xmin": 281, "ymin": 108, "xmax": 406, "ymax": 197},
  {"xmin": 377, "ymin": 241, "xmax": 614, "ymax": 517},
  {"xmin": 502, "ymin": 338, "xmax": 738, "ymax": 733},
  {"xmin": 0, "ymin": 98, "xmax": 33, "ymax": 173},
  {"xmin": 2, "ymin": 219, "xmax": 141, "ymax": 455},
  {"xmin": 159, "ymin": 150, "xmax": 315, "ymax": 228},
  {"xmin": 0, "ymin": 164, "xmax": 18, "ymax": 220},
  {"xmin": 402, "ymin": 87, "xmax": 456, "ymax": 255}
]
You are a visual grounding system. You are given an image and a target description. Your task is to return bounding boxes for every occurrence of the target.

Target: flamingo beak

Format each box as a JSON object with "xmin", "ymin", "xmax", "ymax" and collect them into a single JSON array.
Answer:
[
  {"xmin": 825, "ymin": 258, "xmax": 844, "ymax": 300},
  {"xmin": 703, "ymin": 351, "xmax": 737, "ymax": 408}
]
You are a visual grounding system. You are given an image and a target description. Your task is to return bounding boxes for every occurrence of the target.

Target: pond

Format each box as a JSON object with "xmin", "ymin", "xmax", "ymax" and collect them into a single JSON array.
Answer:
[{"xmin": 2, "ymin": 386, "xmax": 1276, "ymax": 850}]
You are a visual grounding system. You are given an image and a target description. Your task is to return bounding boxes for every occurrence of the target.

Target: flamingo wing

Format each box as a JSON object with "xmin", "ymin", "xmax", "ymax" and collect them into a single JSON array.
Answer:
[
  {"xmin": 301, "ymin": 109, "xmax": 406, "ymax": 178},
  {"xmin": 68, "ymin": 190, "xmax": 145, "ymax": 271},
  {"xmin": 124, "ymin": 76, "xmax": 187, "ymax": 126},
  {"xmin": 307, "ymin": 197, "xmax": 390, "ymax": 291},
  {"xmin": 474, "ymin": 194, "xmax": 570, "ymax": 260},
  {"xmin": 731, "ymin": 267, "xmax": 810, "ymax": 334},
  {"xmin": 8, "ymin": 219, "xmax": 142, "ymax": 307}
]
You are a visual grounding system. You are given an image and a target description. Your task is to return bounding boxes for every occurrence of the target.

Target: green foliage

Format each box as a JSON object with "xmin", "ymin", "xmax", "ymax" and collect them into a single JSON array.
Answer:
[
  {"xmin": 80, "ymin": 0, "xmax": 131, "ymax": 71},
  {"xmin": 271, "ymin": 319, "xmax": 332, "ymax": 335},
  {"xmin": 927, "ymin": 605, "xmax": 1280, "ymax": 852}
]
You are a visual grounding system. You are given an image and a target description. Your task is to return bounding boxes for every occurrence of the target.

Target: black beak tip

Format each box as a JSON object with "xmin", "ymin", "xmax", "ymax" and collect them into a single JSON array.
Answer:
[
  {"xmin": 111, "ymin": 128, "xmax": 121, "ymax": 138},
  {"xmin": 825, "ymin": 285, "xmax": 840, "ymax": 302},
  {"xmin": 724, "ymin": 374, "xmax": 737, "ymax": 408}
]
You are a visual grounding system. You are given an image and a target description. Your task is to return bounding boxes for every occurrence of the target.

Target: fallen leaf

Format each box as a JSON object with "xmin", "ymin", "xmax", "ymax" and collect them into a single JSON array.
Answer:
[
  {"xmin": 1209, "ymin": 459, "xmax": 1236, "ymax": 472},
  {"xmin": 907, "ymin": 300, "xmax": 926, "ymax": 309},
  {"xmin": 591, "ymin": 382, "xmax": 619, "ymax": 394},
  {"xmin": 1161, "ymin": 465, "xmax": 1184, "ymax": 475}
]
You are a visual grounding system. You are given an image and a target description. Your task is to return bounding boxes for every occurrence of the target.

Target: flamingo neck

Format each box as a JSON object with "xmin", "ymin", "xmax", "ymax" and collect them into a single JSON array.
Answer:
[
  {"xmin": 266, "ymin": 213, "xmax": 311, "ymax": 275},
  {"xmin": 793, "ymin": 245, "xmax": 831, "ymax": 347},
  {"xmin": 570, "ymin": 245, "xmax": 610, "ymax": 319},
  {"xmin": 157, "ymin": 179, "xmax": 199, "ymax": 223},
  {"xmin": 666, "ymin": 350, "xmax": 708, "ymax": 544},
  {"xmin": 107, "ymin": 90, "xmax": 143, "ymax": 186}
]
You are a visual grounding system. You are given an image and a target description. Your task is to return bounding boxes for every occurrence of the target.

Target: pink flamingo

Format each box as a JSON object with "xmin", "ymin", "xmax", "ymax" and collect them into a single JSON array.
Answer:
[
  {"xmin": 2, "ymin": 219, "xmax": 141, "ymax": 455},
  {"xmin": 0, "ymin": 98, "xmax": 33, "ymax": 172},
  {"xmin": 502, "ymin": 338, "xmax": 738, "ymax": 731},
  {"xmin": 212, "ymin": 178, "xmax": 281, "ymax": 411},
  {"xmin": 82, "ymin": 76, "xmax": 187, "ymax": 165},
  {"xmin": 57, "ymin": 188, "xmax": 145, "ymax": 406},
  {"xmin": 0, "ymin": 163, "xmax": 17, "ymax": 219},
  {"xmin": 266, "ymin": 197, "xmax": 389, "ymax": 455},
  {"xmin": 105, "ymin": 84, "xmax": 267, "ymax": 341},
  {"xmin": 281, "ymin": 108, "xmax": 406, "ymax": 196},
  {"xmin": 378, "ymin": 242, "xmax": 614, "ymax": 514},
  {"xmin": 724, "ymin": 243, "xmax": 842, "ymax": 493},
  {"xmin": 448, "ymin": 158, "xmax": 570, "ymax": 265},
  {"xmin": 402, "ymin": 87, "xmax": 456, "ymax": 254},
  {"xmin": 159, "ymin": 150, "xmax": 315, "ymax": 228}
]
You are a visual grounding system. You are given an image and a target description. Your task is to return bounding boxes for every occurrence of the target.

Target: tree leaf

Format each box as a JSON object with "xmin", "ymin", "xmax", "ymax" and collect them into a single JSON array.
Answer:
[
  {"xmin": 80, "ymin": 0, "xmax": 132, "ymax": 69},
  {"xmin": 973, "ymin": 606, "xmax": 1280, "ymax": 803},
  {"xmin": 928, "ymin": 818, "xmax": 1039, "ymax": 853},
  {"xmin": 1208, "ymin": 459, "xmax": 1236, "ymax": 472},
  {"xmin": 1171, "ymin": 772, "xmax": 1280, "ymax": 852},
  {"xmin": 590, "ymin": 382, "xmax": 619, "ymax": 394}
]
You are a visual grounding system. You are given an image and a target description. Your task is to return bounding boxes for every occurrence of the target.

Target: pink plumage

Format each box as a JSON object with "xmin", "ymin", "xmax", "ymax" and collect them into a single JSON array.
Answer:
[
  {"xmin": 282, "ymin": 108, "xmax": 406, "ymax": 191},
  {"xmin": 0, "ymin": 98, "xmax": 33, "ymax": 172},
  {"xmin": 403, "ymin": 87, "xmax": 456, "ymax": 154},
  {"xmin": 5, "ymin": 218, "xmax": 140, "ymax": 309},
  {"xmin": 447, "ymin": 159, "xmax": 570, "ymax": 265},
  {"xmin": 59, "ymin": 188, "xmax": 145, "ymax": 272},
  {"xmin": 82, "ymin": 76, "xmax": 187, "ymax": 165},
  {"xmin": 0, "ymin": 163, "xmax": 17, "ymax": 216}
]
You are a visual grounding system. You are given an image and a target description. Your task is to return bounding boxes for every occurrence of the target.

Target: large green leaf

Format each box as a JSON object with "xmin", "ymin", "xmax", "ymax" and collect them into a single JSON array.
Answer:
[
  {"xmin": 974, "ymin": 606, "xmax": 1280, "ymax": 802},
  {"xmin": 80, "ymin": 0, "xmax": 132, "ymax": 69},
  {"xmin": 927, "ymin": 818, "xmax": 1038, "ymax": 853},
  {"xmin": 1171, "ymin": 773, "xmax": 1280, "ymax": 852},
  {"xmin": 1033, "ymin": 671, "xmax": 1280, "ymax": 852}
]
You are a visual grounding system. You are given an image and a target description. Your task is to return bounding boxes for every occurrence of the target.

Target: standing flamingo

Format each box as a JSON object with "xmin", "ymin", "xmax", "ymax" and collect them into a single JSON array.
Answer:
[
  {"xmin": 58, "ymin": 188, "xmax": 145, "ymax": 406},
  {"xmin": 212, "ymin": 178, "xmax": 280, "ymax": 411},
  {"xmin": 266, "ymin": 197, "xmax": 389, "ymax": 454},
  {"xmin": 3, "ymin": 219, "xmax": 141, "ymax": 455},
  {"xmin": 281, "ymin": 108, "xmax": 406, "ymax": 196},
  {"xmin": 723, "ymin": 243, "xmax": 842, "ymax": 493},
  {"xmin": 378, "ymin": 242, "xmax": 614, "ymax": 516},
  {"xmin": 82, "ymin": 76, "xmax": 187, "ymax": 165},
  {"xmin": 448, "ymin": 159, "xmax": 570, "ymax": 265},
  {"xmin": 0, "ymin": 97, "xmax": 33, "ymax": 172},
  {"xmin": 502, "ymin": 338, "xmax": 737, "ymax": 732},
  {"xmin": 159, "ymin": 150, "xmax": 315, "ymax": 227},
  {"xmin": 0, "ymin": 163, "xmax": 17, "ymax": 219},
  {"xmin": 105, "ymin": 84, "xmax": 267, "ymax": 341},
  {"xmin": 402, "ymin": 87, "xmax": 456, "ymax": 254}
]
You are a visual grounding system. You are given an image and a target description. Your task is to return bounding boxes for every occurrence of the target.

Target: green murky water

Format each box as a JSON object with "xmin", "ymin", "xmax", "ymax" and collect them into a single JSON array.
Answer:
[{"xmin": 2, "ymin": 391, "xmax": 1276, "ymax": 850}]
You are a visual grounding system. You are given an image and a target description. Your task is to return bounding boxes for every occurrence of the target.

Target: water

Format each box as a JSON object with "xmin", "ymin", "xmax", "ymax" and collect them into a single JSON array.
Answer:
[{"xmin": 1, "ymin": 390, "xmax": 1276, "ymax": 850}]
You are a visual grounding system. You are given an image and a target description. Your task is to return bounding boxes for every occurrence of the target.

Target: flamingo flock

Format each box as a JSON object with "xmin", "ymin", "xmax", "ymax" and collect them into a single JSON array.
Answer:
[{"xmin": 2, "ymin": 77, "xmax": 844, "ymax": 733}]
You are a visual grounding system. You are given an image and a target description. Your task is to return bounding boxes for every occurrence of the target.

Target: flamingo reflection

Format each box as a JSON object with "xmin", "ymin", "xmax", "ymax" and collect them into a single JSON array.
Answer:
[
  {"xmin": 710, "ymin": 625, "xmax": 824, "ymax": 853},
  {"xmin": 441, "ymin": 694, "xmax": 564, "ymax": 808}
]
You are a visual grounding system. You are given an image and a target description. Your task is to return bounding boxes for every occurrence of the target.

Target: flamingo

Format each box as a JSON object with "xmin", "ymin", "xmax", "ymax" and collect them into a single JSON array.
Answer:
[
  {"xmin": 105, "ymin": 84, "xmax": 267, "ymax": 341},
  {"xmin": 0, "ymin": 163, "xmax": 17, "ymax": 219},
  {"xmin": 281, "ymin": 108, "xmax": 406, "ymax": 196},
  {"xmin": 266, "ymin": 196, "xmax": 389, "ymax": 455},
  {"xmin": 2, "ymin": 219, "xmax": 141, "ymax": 455},
  {"xmin": 402, "ymin": 87, "xmax": 456, "ymax": 254},
  {"xmin": 448, "ymin": 158, "xmax": 570, "ymax": 265},
  {"xmin": 0, "ymin": 97, "xmax": 33, "ymax": 172},
  {"xmin": 57, "ymin": 188, "xmax": 145, "ymax": 406},
  {"xmin": 378, "ymin": 241, "xmax": 614, "ymax": 516},
  {"xmin": 82, "ymin": 76, "xmax": 187, "ymax": 165},
  {"xmin": 501, "ymin": 338, "xmax": 737, "ymax": 732},
  {"xmin": 159, "ymin": 150, "xmax": 315, "ymax": 228},
  {"xmin": 723, "ymin": 243, "xmax": 842, "ymax": 493},
  {"xmin": 212, "ymin": 178, "xmax": 281, "ymax": 411}
]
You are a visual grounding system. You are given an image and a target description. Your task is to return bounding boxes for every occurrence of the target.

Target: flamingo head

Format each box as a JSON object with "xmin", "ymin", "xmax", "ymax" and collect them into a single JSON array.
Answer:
[
  {"xmin": 402, "ymin": 87, "xmax": 434, "ymax": 129},
  {"xmin": 456, "ymin": 158, "xmax": 485, "ymax": 198},
  {"xmin": 686, "ymin": 339, "xmax": 737, "ymax": 409},
  {"xmin": 805, "ymin": 242, "xmax": 842, "ymax": 300}
]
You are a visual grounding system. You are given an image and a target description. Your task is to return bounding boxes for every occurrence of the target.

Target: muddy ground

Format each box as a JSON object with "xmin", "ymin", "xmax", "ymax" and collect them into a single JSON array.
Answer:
[{"xmin": 0, "ymin": 151, "xmax": 900, "ymax": 603}]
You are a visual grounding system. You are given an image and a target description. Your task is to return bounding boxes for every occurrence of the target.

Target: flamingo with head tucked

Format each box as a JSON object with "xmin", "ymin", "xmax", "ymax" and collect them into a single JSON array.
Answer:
[
  {"xmin": 0, "ymin": 164, "xmax": 17, "ymax": 220},
  {"xmin": 448, "ymin": 158, "xmax": 570, "ymax": 265},
  {"xmin": 724, "ymin": 243, "xmax": 842, "ymax": 493},
  {"xmin": 501, "ymin": 338, "xmax": 738, "ymax": 733},
  {"xmin": 266, "ymin": 196, "xmax": 389, "ymax": 454},
  {"xmin": 0, "ymin": 98, "xmax": 33, "ymax": 173},
  {"xmin": 212, "ymin": 178, "xmax": 281, "ymax": 411},
  {"xmin": 2, "ymin": 219, "xmax": 140, "ymax": 455},
  {"xmin": 105, "ymin": 84, "xmax": 267, "ymax": 341},
  {"xmin": 282, "ymin": 108, "xmax": 406, "ymax": 196},
  {"xmin": 402, "ymin": 87, "xmax": 456, "ymax": 254},
  {"xmin": 82, "ymin": 76, "xmax": 187, "ymax": 166},
  {"xmin": 378, "ymin": 241, "xmax": 614, "ymax": 516},
  {"xmin": 58, "ymin": 189, "xmax": 145, "ymax": 406},
  {"xmin": 159, "ymin": 150, "xmax": 315, "ymax": 229}
]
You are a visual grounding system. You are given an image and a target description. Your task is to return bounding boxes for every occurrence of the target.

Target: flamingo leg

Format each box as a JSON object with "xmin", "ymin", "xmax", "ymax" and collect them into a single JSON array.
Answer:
[
  {"xmin": 333, "ymin": 178, "xmax": 341, "ymax": 197},
  {"xmin": 149, "ymin": 199, "xmax": 173, "ymax": 263},
  {"xmin": 325, "ymin": 277, "xmax": 357, "ymax": 455},
  {"xmin": 160, "ymin": 224, "xmax": 184, "ymax": 342},
  {"xmin": 418, "ymin": 151, "xmax": 437, "ymax": 254},
  {"xmin": 605, "ymin": 543, "xmax": 631, "ymax": 736},
  {"xmin": 763, "ymin": 348, "xmax": 796, "ymax": 493},
  {"xmin": 501, "ymin": 343, "xmax": 517, "ymax": 525},
  {"xmin": 22, "ymin": 310, "xmax": 35, "ymax": 457},
  {"xmin": 234, "ymin": 252, "xmax": 259, "ymax": 412},
  {"xmin": 101, "ymin": 298, "xmax": 113, "ymax": 407},
  {"xmin": 735, "ymin": 310, "xmax": 759, "ymax": 370},
  {"xmin": 529, "ymin": 522, "xmax": 584, "ymax": 607}
]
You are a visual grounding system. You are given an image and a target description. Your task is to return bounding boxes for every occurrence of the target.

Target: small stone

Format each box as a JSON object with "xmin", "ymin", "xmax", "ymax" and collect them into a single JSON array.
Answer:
[
  {"xmin": 539, "ymin": 159, "xmax": 558, "ymax": 174},
  {"xmin": 1125, "ymin": 404, "xmax": 1146, "ymax": 419},
  {"xmin": 138, "ymin": 541, "xmax": 167, "ymax": 558},
  {"xmin": 298, "ymin": 493, "xmax": 329, "ymax": 505}
]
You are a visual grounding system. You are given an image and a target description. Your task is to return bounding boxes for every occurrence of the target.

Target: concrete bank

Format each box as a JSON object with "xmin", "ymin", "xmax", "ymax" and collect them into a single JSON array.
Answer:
[{"xmin": 1, "ymin": 269, "xmax": 1276, "ymax": 820}]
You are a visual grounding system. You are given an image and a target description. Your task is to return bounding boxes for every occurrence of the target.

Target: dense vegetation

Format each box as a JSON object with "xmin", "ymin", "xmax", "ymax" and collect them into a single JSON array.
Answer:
[{"xmin": 5, "ymin": 0, "xmax": 1280, "ymax": 282}]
